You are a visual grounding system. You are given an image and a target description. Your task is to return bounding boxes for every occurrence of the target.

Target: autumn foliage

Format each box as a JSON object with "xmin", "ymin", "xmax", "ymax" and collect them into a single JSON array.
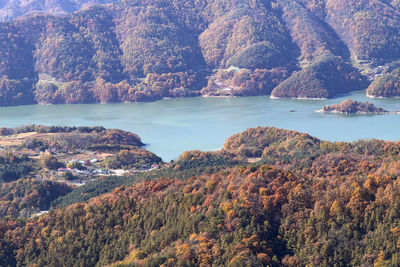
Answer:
[
  {"xmin": 1, "ymin": 127, "xmax": 400, "ymax": 265},
  {"xmin": 3, "ymin": 0, "xmax": 400, "ymax": 104}
]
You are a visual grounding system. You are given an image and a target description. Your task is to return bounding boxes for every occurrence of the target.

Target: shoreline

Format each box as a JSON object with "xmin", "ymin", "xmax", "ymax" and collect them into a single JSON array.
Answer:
[
  {"xmin": 7, "ymin": 91, "xmax": 400, "ymax": 108},
  {"xmin": 270, "ymin": 95, "xmax": 328, "ymax": 100},
  {"xmin": 367, "ymin": 93, "xmax": 400, "ymax": 99},
  {"xmin": 316, "ymin": 109, "xmax": 399, "ymax": 115},
  {"xmin": 201, "ymin": 95, "xmax": 237, "ymax": 98}
]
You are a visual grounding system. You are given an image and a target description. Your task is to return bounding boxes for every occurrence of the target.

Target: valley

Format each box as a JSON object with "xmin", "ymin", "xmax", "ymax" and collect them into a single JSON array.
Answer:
[{"xmin": 1, "ymin": 0, "xmax": 400, "ymax": 266}]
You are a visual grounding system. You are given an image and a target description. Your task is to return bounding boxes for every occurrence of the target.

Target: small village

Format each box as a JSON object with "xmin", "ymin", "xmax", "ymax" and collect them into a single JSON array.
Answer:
[
  {"xmin": 53, "ymin": 158, "xmax": 162, "ymax": 186},
  {"xmin": 0, "ymin": 129, "xmax": 165, "ymax": 187}
]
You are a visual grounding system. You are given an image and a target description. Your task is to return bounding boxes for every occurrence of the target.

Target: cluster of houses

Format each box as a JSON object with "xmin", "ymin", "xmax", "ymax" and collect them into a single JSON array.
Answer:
[
  {"xmin": 57, "ymin": 158, "xmax": 161, "ymax": 179},
  {"xmin": 137, "ymin": 163, "xmax": 161, "ymax": 171},
  {"xmin": 57, "ymin": 167, "xmax": 112, "ymax": 176},
  {"xmin": 57, "ymin": 158, "xmax": 111, "ymax": 177}
]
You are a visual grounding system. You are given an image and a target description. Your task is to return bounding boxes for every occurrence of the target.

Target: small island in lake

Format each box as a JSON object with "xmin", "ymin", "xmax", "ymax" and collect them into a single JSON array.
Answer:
[{"xmin": 320, "ymin": 99, "xmax": 388, "ymax": 114}]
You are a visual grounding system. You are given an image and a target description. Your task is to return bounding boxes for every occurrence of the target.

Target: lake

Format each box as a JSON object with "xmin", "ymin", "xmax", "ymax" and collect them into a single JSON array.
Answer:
[{"xmin": 0, "ymin": 90, "xmax": 399, "ymax": 161}]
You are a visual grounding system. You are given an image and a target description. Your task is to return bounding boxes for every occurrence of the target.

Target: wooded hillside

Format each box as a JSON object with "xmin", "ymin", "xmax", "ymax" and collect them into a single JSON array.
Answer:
[
  {"xmin": 2, "ymin": 126, "xmax": 400, "ymax": 265},
  {"xmin": 1, "ymin": 0, "xmax": 400, "ymax": 105}
]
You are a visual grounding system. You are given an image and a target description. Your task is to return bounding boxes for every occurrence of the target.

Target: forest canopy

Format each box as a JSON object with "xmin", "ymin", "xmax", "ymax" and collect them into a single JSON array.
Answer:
[
  {"xmin": 1, "ymin": 126, "xmax": 400, "ymax": 265},
  {"xmin": 2, "ymin": 0, "xmax": 400, "ymax": 104}
]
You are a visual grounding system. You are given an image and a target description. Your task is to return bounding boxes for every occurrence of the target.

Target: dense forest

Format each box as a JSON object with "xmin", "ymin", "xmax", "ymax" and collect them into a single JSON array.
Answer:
[
  {"xmin": 1, "ymin": 126, "xmax": 400, "ymax": 265},
  {"xmin": 0, "ymin": 0, "xmax": 119, "ymax": 22},
  {"xmin": 1, "ymin": 0, "xmax": 400, "ymax": 105},
  {"xmin": 367, "ymin": 66, "xmax": 400, "ymax": 98}
]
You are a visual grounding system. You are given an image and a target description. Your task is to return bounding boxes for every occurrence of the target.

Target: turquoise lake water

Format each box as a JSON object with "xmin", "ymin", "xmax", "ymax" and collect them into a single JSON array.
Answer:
[{"xmin": 0, "ymin": 90, "xmax": 399, "ymax": 161}]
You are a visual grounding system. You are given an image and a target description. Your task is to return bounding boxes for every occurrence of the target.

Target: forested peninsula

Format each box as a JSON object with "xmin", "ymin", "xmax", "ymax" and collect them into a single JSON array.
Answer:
[{"xmin": 2, "ymin": 0, "xmax": 400, "ymax": 106}]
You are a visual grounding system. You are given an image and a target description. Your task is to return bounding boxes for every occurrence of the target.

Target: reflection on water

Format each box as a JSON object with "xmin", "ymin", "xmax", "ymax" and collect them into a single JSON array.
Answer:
[{"xmin": 0, "ymin": 90, "xmax": 399, "ymax": 161}]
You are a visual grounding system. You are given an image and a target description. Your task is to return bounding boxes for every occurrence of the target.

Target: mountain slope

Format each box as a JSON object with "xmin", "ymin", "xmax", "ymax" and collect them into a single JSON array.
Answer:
[
  {"xmin": 0, "ymin": 0, "xmax": 118, "ymax": 21},
  {"xmin": 2, "ymin": 127, "xmax": 400, "ymax": 265},
  {"xmin": 1, "ymin": 0, "xmax": 400, "ymax": 105}
]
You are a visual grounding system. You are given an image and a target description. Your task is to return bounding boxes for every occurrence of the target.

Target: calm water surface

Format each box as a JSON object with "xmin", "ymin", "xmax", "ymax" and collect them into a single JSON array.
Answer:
[{"xmin": 0, "ymin": 90, "xmax": 399, "ymax": 161}]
